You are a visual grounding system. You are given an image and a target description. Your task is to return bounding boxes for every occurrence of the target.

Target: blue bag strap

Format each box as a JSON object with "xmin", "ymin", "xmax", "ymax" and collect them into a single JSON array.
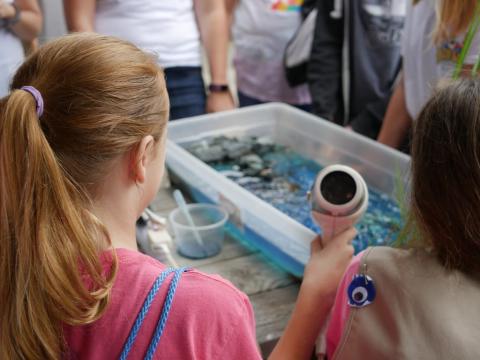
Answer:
[
  {"xmin": 119, "ymin": 267, "xmax": 189, "ymax": 360},
  {"xmin": 144, "ymin": 267, "xmax": 188, "ymax": 360}
]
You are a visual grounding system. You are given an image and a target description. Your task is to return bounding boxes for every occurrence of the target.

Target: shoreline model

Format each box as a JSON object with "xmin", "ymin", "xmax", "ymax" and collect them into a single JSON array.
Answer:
[
  {"xmin": 165, "ymin": 104, "xmax": 410, "ymax": 277},
  {"xmin": 185, "ymin": 135, "xmax": 402, "ymax": 254}
]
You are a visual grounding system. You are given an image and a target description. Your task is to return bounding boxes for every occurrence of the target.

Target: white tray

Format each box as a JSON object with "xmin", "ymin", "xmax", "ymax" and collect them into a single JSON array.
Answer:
[{"xmin": 166, "ymin": 103, "xmax": 410, "ymax": 276}]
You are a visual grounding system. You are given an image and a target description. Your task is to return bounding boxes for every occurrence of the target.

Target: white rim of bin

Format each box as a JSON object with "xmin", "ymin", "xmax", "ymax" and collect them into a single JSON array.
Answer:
[
  {"xmin": 166, "ymin": 142, "xmax": 315, "ymax": 265},
  {"xmin": 165, "ymin": 103, "xmax": 411, "ymax": 265}
]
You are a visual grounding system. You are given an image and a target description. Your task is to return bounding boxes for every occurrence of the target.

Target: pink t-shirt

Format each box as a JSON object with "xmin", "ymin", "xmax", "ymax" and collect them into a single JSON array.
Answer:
[
  {"xmin": 325, "ymin": 252, "xmax": 364, "ymax": 359},
  {"xmin": 64, "ymin": 249, "xmax": 261, "ymax": 360}
]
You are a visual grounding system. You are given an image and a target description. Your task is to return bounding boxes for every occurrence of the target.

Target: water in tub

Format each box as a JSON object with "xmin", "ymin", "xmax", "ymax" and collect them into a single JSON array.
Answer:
[{"xmin": 185, "ymin": 136, "xmax": 403, "ymax": 254}]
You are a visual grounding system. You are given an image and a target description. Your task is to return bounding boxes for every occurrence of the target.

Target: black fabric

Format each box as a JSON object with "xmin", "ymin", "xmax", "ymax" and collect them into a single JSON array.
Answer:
[
  {"xmin": 307, "ymin": 0, "xmax": 404, "ymax": 139},
  {"xmin": 307, "ymin": 0, "xmax": 344, "ymax": 124},
  {"xmin": 350, "ymin": 94, "xmax": 390, "ymax": 139},
  {"xmin": 302, "ymin": 0, "xmax": 317, "ymax": 19},
  {"xmin": 285, "ymin": 62, "xmax": 308, "ymax": 87},
  {"xmin": 347, "ymin": 0, "xmax": 403, "ymax": 137}
]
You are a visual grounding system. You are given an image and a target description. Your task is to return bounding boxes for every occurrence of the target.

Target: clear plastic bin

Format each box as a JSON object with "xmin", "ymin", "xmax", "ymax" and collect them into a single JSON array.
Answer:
[{"xmin": 166, "ymin": 103, "xmax": 410, "ymax": 277}]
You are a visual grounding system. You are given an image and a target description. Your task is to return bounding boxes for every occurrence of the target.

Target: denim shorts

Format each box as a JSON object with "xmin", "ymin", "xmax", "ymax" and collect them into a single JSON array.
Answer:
[{"xmin": 164, "ymin": 66, "xmax": 206, "ymax": 120}]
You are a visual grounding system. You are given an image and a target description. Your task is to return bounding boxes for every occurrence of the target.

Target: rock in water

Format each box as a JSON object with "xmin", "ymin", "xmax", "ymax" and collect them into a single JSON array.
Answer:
[{"xmin": 184, "ymin": 135, "xmax": 403, "ymax": 254}]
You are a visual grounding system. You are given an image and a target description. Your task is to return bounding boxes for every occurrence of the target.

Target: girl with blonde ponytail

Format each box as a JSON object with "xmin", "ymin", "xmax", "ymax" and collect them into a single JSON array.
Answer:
[
  {"xmin": 0, "ymin": 32, "xmax": 360, "ymax": 360},
  {"xmin": 0, "ymin": 33, "xmax": 262, "ymax": 360},
  {"xmin": 0, "ymin": 32, "xmax": 170, "ymax": 359}
]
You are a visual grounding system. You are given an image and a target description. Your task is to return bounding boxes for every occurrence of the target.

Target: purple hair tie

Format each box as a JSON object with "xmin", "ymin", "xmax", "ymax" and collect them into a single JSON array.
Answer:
[{"xmin": 20, "ymin": 86, "xmax": 44, "ymax": 117}]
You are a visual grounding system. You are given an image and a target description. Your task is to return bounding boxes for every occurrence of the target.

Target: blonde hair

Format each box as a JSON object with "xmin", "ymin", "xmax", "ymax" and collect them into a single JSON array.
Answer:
[
  {"xmin": 0, "ymin": 33, "xmax": 169, "ymax": 359},
  {"xmin": 433, "ymin": 0, "xmax": 478, "ymax": 43}
]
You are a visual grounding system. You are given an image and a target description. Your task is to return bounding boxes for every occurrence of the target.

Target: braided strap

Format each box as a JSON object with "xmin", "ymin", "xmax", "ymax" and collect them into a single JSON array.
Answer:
[
  {"xmin": 119, "ymin": 268, "xmax": 176, "ymax": 360},
  {"xmin": 144, "ymin": 267, "xmax": 189, "ymax": 360}
]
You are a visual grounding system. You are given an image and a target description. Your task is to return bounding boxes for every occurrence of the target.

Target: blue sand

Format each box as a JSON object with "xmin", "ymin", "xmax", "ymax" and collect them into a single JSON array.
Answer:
[
  {"xmin": 210, "ymin": 148, "xmax": 403, "ymax": 254},
  {"xmin": 179, "ymin": 140, "xmax": 403, "ymax": 276}
]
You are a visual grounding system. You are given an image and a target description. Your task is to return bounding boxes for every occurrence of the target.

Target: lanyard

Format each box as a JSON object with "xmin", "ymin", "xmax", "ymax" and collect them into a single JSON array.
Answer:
[
  {"xmin": 453, "ymin": 0, "xmax": 480, "ymax": 79},
  {"xmin": 119, "ymin": 267, "xmax": 189, "ymax": 360}
]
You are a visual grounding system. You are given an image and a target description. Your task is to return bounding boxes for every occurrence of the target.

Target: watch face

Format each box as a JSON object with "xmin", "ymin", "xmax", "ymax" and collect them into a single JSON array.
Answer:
[{"xmin": 320, "ymin": 171, "xmax": 356, "ymax": 205}]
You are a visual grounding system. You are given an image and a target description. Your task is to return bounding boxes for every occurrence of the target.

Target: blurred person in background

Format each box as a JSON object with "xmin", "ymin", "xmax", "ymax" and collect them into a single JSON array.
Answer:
[
  {"xmin": 378, "ymin": 0, "xmax": 480, "ymax": 149},
  {"xmin": 63, "ymin": 0, "xmax": 235, "ymax": 120},
  {"xmin": 226, "ymin": 0, "xmax": 312, "ymax": 111},
  {"xmin": 308, "ymin": 0, "xmax": 406, "ymax": 139},
  {"xmin": 0, "ymin": 0, "xmax": 42, "ymax": 97}
]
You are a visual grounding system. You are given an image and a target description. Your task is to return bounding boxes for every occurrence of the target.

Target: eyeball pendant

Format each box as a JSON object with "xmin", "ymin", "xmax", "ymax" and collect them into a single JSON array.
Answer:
[{"xmin": 347, "ymin": 274, "xmax": 376, "ymax": 308}]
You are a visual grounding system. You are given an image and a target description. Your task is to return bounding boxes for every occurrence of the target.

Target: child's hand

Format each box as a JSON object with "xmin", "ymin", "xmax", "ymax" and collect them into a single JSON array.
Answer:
[
  {"xmin": 302, "ymin": 228, "xmax": 356, "ymax": 302},
  {"xmin": 269, "ymin": 228, "xmax": 356, "ymax": 360}
]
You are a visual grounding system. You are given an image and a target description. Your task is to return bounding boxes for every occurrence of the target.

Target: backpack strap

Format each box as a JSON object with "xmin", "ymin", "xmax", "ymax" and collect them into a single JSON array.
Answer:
[{"xmin": 119, "ymin": 267, "xmax": 189, "ymax": 360}]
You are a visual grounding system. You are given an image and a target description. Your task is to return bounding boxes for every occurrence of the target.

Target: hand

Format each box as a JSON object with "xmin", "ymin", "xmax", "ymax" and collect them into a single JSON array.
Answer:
[
  {"xmin": 268, "ymin": 228, "xmax": 356, "ymax": 360},
  {"xmin": 206, "ymin": 91, "xmax": 235, "ymax": 113},
  {"xmin": 0, "ymin": 1, "xmax": 15, "ymax": 19},
  {"xmin": 302, "ymin": 228, "xmax": 356, "ymax": 302}
]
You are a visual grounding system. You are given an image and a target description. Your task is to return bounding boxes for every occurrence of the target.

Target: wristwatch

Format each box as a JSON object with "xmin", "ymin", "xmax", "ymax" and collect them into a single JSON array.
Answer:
[
  {"xmin": 208, "ymin": 84, "xmax": 229, "ymax": 93},
  {"xmin": 5, "ymin": 3, "xmax": 20, "ymax": 28}
]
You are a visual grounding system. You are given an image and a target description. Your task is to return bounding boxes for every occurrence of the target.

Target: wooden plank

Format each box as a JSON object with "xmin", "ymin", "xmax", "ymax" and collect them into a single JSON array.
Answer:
[
  {"xmin": 197, "ymin": 253, "xmax": 297, "ymax": 296},
  {"xmin": 257, "ymin": 322, "xmax": 284, "ymax": 357},
  {"xmin": 250, "ymin": 284, "xmax": 300, "ymax": 344},
  {"xmin": 251, "ymin": 284, "xmax": 300, "ymax": 328}
]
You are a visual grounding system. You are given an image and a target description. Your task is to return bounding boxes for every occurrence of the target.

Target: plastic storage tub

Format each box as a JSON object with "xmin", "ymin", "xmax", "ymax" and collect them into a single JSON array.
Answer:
[{"xmin": 166, "ymin": 103, "xmax": 411, "ymax": 277}]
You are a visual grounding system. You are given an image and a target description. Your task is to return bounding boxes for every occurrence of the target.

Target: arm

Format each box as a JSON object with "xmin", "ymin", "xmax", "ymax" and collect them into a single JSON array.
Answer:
[
  {"xmin": 63, "ymin": 0, "xmax": 95, "ymax": 32},
  {"xmin": 377, "ymin": 77, "xmax": 412, "ymax": 149},
  {"xmin": 0, "ymin": 0, "xmax": 42, "ymax": 42},
  {"xmin": 225, "ymin": 0, "xmax": 237, "ymax": 26},
  {"xmin": 269, "ymin": 284, "xmax": 333, "ymax": 360},
  {"xmin": 269, "ymin": 228, "xmax": 356, "ymax": 360},
  {"xmin": 307, "ymin": 0, "xmax": 344, "ymax": 123},
  {"xmin": 194, "ymin": 0, "xmax": 235, "ymax": 113}
]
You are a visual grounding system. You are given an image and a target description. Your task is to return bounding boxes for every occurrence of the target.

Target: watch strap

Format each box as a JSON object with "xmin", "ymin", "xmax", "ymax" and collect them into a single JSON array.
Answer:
[{"xmin": 208, "ymin": 84, "xmax": 229, "ymax": 93}]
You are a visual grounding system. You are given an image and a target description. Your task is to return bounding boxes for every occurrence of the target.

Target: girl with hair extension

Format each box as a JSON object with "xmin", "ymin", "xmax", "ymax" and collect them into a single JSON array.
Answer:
[
  {"xmin": 378, "ymin": 0, "xmax": 480, "ymax": 149},
  {"xmin": 0, "ymin": 32, "xmax": 357, "ymax": 360},
  {"xmin": 290, "ymin": 79, "xmax": 480, "ymax": 359}
]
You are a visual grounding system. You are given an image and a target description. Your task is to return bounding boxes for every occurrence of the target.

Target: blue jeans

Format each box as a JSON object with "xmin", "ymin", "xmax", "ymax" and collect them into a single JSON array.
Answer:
[
  {"xmin": 238, "ymin": 91, "xmax": 312, "ymax": 113},
  {"xmin": 165, "ymin": 67, "xmax": 206, "ymax": 120}
]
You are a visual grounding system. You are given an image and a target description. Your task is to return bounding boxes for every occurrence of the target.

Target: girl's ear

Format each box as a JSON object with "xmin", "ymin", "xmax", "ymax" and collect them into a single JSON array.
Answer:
[{"xmin": 129, "ymin": 135, "xmax": 155, "ymax": 184}]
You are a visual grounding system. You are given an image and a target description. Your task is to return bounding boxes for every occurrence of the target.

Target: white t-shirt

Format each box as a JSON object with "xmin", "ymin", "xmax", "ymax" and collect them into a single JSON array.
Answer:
[
  {"xmin": 95, "ymin": 0, "xmax": 201, "ymax": 68},
  {"xmin": 0, "ymin": 0, "xmax": 24, "ymax": 97},
  {"xmin": 402, "ymin": 0, "xmax": 480, "ymax": 119},
  {"xmin": 232, "ymin": 0, "xmax": 311, "ymax": 104}
]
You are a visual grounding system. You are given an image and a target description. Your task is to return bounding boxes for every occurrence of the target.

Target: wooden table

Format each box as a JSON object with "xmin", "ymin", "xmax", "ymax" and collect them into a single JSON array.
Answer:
[{"xmin": 148, "ymin": 178, "xmax": 301, "ymax": 358}]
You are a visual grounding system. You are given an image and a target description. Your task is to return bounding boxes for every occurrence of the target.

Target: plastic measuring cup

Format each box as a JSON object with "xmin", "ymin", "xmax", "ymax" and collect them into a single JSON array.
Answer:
[{"xmin": 169, "ymin": 204, "xmax": 228, "ymax": 259}]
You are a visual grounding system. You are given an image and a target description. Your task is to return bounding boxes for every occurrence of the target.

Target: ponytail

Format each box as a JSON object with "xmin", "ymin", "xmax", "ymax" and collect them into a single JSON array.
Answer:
[
  {"xmin": 0, "ymin": 90, "xmax": 117, "ymax": 359},
  {"xmin": 0, "ymin": 33, "xmax": 168, "ymax": 360}
]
